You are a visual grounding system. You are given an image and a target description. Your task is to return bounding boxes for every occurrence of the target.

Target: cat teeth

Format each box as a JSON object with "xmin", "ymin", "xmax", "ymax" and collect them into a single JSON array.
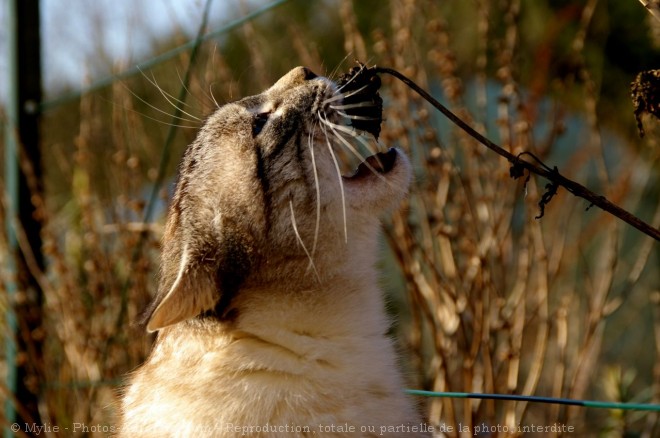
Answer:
[{"xmin": 344, "ymin": 148, "xmax": 397, "ymax": 180}]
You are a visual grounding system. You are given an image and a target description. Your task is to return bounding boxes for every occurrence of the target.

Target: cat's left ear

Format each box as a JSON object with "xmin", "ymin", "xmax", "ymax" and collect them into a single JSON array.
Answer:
[
  {"xmin": 142, "ymin": 210, "xmax": 254, "ymax": 332},
  {"xmin": 144, "ymin": 245, "xmax": 219, "ymax": 332}
]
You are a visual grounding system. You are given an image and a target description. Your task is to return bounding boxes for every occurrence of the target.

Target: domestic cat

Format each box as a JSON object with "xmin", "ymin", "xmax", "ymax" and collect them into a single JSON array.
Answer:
[{"xmin": 119, "ymin": 66, "xmax": 427, "ymax": 437}]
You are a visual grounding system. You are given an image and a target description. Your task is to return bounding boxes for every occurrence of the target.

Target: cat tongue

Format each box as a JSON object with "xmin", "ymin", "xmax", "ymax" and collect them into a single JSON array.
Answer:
[{"xmin": 345, "ymin": 148, "xmax": 397, "ymax": 179}]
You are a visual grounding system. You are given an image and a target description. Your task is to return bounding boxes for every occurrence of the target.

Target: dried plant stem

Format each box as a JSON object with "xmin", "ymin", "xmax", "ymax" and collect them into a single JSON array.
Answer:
[
  {"xmin": 640, "ymin": 0, "xmax": 660, "ymax": 22},
  {"xmin": 375, "ymin": 66, "xmax": 660, "ymax": 242}
]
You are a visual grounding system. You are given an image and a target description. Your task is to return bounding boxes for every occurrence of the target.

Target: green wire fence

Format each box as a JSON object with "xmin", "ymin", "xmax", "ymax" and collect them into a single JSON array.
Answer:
[
  {"xmin": 39, "ymin": 0, "xmax": 292, "ymax": 112},
  {"xmin": 406, "ymin": 390, "xmax": 660, "ymax": 412}
]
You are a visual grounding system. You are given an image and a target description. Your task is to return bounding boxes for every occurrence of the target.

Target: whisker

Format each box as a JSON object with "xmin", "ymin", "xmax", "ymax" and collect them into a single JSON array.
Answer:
[
  {"xmin": 330, "ymin": 102, "xmax": 378, "ymax": 111},
  {"xmin": 172, "ymin": 68, "xmax": 204, "ymax": 111},
  {"xmin": 126, "ymin": 113, "xmax": 199, "ymax": 129},
  {"xmin": 322, "ymin": 83, "xmax": 370, "ymax": 104},
  {"xmin": 335, "ymin": 63, "xmax": 368, "ymax": 93},
  {"xmin": 208, "ymin": 45, "xmax": 223, "ymax": 109},
  {"xmin": 307, "ymin": 121, "xmax": 321, "ymax": 263},
  {"xmin": 111, "ymin": 84, "xmax": 199, "ymax": 128},
  {"xmin": 322, "ymin": 93, "xmax": 346, "ymax": 104},
  {"xmin": 320, "ymin": 113, "xmax": 348, "ymax": 242},
  {"xmin": 147, "ymin": 70, "xmax": 203, "ymax": 122},
  {"xmin": 139, "ymin": 68, "xmax": 198, "ymax": 115},
  {"xmin": 334, "ymin": 110, "xmax": 382, "ymax": 121},
  {"xmin": 173, "ymin": 67, "xmax": 216, "ymax": 113},
  {"xmin": 209, "ymin": 82, "xmax": 221, "ymax": 109},
  {"xmin": 122, "ymin": 78, "xmax": 200, "ymax": 124},
  {"xmin": 319, "ymin": 115, "xmax": 380, "ymax": 157},
  {"xmin": 289, "ymin": 200, "xmax": 321, "ymax": 283},
  {"xmin": 320, "ymin": 115, "xmax": 389, "ymax": 185},
  {"xmin": 327, "ymin": 53, "xmax": 353, "ymax": 82}
]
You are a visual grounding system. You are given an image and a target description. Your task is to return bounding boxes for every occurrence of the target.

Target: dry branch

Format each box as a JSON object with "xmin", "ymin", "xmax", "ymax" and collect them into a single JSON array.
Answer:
[{"xmin": 375, "ymin": 66, "xmax": 660, "ymax": 242}]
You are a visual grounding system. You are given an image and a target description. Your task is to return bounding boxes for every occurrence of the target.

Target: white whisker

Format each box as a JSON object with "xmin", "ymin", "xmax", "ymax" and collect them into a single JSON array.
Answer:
[
  {"xmin": 328, "ymin": 54, "xmax": 353, "ymax": 82},
  {"xmin": 149, "ymin": 70, "xmax": 203, "ymax": 122},
  {"xmin": 289, "ymin": 200, "xmax": 321, "ymax": 283},
  {"xmin": 334, "ymin": 110, "xmax": 381, "ymax": 121},
  {"xmin": 127, "ymin": 113, "xmax": 198, "ymax": 129},
  {"xmin": 173, "ymin": 68, "xmax": 206, "ymax": 111},
  {"xmin": 139, "ymin": 68, "xmax": 191, "ymax": 109},
  {"xmin": 335, "ymin": 63, "xmax": 368, "ymax": 93},
  {"xmin": 307, "ymin": 122, "xmax": 321, "ymax": 263},
  {"xmin": 322, "ymin": 93, "xmax": 346, "ymax": 104},
  {"xmin": 320, "ymin": 113, "xmax": 348, "ymax": 242},
  {"xmin": 319, "ymin": 115, "xmax": 389, "ymax": 185},
  {"xmin": 322, "ymin": 83, "xmax": 370, "ymax": 104},
  {"xmin": 109, "ymin": 87, "xmax": 199, "ymax": 128},
  {"xmin": 139, "ymin": 68, "xmax": 200, "ymax": 119},
  {"xmin": 122, "ymin": 77, "xmax": 200, "ymax": 124},
  {"xmin": 319, "ymin": 115, "xmax": 380, "ymax": 157},
  {"xmin": 330, "ymin": 102, "xmax": 378, "ymax": 111},
  {"xmin": 209, "ymin": 83, "xmax": 221, "ymax": 109},
  {"xmin": 335, "ymin": 84, "xmax": 371, "ymax": 101}
]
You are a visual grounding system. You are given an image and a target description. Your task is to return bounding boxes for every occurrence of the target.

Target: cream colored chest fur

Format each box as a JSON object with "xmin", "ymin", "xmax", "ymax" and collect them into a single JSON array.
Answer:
[{"xmin": 122, "ymin": 278, "xmax": 422, "ymax": 437}]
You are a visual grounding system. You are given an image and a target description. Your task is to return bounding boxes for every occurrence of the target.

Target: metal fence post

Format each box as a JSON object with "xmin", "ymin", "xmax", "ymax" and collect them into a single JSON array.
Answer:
[{"xmin": 4, "ymin": 0, "xmax": 44, "ymax": 435}]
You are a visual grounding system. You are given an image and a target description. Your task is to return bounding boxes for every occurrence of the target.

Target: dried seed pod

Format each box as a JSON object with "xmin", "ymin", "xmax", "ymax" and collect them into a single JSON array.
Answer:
[
  {"xmin": 336, "ymin": 63, "xmax": 384, "ymax": 140},
  {"xmin": 631, "ymin": 69, "xmax": 660, "ymax": 137}
]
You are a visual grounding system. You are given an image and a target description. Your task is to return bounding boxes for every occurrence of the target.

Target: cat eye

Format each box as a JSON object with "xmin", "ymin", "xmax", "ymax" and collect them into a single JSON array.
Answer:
[{"xmin": 252, "ymin": 112, "xmax": 271, "ymax": 137}]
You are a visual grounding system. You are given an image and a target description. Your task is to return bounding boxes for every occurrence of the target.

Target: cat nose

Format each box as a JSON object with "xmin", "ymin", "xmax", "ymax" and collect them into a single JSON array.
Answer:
[
  {"xmin": 270, "ymin": 67, "xmax": 319, "ymax": 92},
  {"xmin": 289, "ymin": 66, "xmax": 317, "ymax": 83}
]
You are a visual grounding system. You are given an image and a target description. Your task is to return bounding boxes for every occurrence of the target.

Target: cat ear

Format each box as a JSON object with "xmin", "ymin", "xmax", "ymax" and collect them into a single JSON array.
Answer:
[
  {"xmin": 143, "ymin": 212, "xmax": 255, "ymax": 332},
  {"xmin": 145, "ymin": 242, "xmax": 219, "ymax": 332}
]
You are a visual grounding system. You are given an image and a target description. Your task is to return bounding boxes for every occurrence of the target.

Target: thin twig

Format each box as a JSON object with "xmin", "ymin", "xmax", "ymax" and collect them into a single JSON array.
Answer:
[
  {"xmin": 375, "ymin": 67, "xmax": 660, "ymax": 242},
  {"xmin": 639, "ymin": 0, "xmax": 660, "ymax": 22}
]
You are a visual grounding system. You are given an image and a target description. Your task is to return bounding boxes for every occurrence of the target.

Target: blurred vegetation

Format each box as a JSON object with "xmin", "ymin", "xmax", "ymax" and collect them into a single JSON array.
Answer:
[{"xmin": 1, "ymin": 0, "xmax": 659, "ymax": 436}]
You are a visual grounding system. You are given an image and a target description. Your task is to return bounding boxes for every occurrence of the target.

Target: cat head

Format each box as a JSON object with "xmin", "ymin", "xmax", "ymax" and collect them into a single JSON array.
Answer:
[{"xmin": 144, "ymin": 66, "xmax": 411, "ymax": 332}]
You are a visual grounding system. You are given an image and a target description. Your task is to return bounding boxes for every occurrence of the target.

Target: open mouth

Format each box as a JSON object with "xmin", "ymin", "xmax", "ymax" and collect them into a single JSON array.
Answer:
[{"xmin": 343, "ymin": 148, "xmax": 397, "ymax": 180}]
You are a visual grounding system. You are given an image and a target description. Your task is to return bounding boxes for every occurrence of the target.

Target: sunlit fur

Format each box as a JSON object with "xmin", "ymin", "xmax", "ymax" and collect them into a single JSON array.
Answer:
[{"xmin": 118, "ymin": 67, "xmax": 426, "ymax": 437}]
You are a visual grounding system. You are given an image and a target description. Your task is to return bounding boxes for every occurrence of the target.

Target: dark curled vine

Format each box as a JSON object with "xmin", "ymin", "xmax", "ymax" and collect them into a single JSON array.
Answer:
[
  {"xmin": 510, "ymin": 152, "xmax": 558, "ymax": 219},
  {"xmin": 358, "ymin": 64, "xmax": 660, "ymax": 241},
  {"xmin": 536, "ymin": 174, "xmax": 560, "ymax": 220}
]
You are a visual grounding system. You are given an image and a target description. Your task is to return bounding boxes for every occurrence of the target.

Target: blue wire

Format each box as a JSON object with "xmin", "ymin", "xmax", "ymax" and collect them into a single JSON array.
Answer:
[
  {"xmin": 406, "ymin": 389, "xmax": 660, "ymax": 412},
  {"xmin": 39, "ymin": 0, "xmax": 292, "ymax": 111}
]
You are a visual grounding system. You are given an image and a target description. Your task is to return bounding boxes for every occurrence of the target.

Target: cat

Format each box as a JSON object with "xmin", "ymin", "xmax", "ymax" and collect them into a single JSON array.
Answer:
[{"xmin": 118, "ymin": 66, "xmax": 428, "ymax": 437}]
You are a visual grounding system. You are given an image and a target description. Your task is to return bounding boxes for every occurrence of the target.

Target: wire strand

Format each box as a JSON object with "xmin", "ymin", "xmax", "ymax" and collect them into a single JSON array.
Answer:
[
  {"xmin": 39, "ymin": 0, "xmax": 291, "ymax": 112},
  {"xmin": 405, "ymin": 389, "xmax": 660, "ymax": 412}
]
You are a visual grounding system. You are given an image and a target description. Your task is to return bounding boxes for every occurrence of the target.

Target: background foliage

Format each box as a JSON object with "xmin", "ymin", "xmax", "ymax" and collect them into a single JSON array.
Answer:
[{"xmin": 1, "ymin": 0, "xmax": 659, "ymax": 436}]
